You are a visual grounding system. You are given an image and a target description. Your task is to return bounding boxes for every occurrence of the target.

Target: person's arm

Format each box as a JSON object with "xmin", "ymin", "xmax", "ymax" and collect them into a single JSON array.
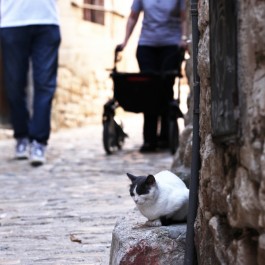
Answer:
[
  {"xmin": 117, "ymin": 10, "xmax": 140, "ymax": 51},
  {"xmin": 180, "ymin": 10, "xmax": 188, "ymax": 48}
]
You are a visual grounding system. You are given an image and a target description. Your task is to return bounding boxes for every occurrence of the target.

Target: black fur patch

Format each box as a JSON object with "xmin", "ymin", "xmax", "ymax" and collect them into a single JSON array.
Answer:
[{"xmin": 129, "ymin": 176, "xmax": 152, "ymax": 196}]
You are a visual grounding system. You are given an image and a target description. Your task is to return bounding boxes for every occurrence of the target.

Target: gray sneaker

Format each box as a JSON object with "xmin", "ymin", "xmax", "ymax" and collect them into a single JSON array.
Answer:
[
  {"xmin": 30, "ymin": 140, "xmax": 46, "ymax": 166},
  {"xmin": 15, "ymin": 138, "xmax": 29, "ymax": 159}
]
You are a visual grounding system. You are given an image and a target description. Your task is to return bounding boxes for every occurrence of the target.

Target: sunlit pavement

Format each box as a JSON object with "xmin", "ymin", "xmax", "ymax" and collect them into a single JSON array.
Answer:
[{"xmin": 0, "ymin": 113, "xmax": 176, "ymax": 265}]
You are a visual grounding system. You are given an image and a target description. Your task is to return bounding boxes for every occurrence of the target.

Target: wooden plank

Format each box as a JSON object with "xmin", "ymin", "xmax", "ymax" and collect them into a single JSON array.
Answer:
[
  {"xmin": 210, "ymin": 0, "xmax": 238, "ymax": 142},
  {"xmin": 71, "ymin": 1, "xmax": 125, "ymax": 19}
]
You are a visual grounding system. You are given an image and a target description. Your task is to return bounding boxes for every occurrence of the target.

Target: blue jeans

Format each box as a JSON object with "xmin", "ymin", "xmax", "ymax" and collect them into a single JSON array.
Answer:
[{"xmin": 1, "ymin": 25, "xmax": 61, "ymax": 144}]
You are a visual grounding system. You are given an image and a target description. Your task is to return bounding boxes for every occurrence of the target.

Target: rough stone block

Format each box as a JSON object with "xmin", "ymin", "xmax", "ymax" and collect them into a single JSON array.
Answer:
[
  {"xmin": 109, "ymin": 209, "xmax": 186, "ymax": 265},
  {"xmin": 258, "ymin": 234, "xmax": 265, "ymax": 265}
]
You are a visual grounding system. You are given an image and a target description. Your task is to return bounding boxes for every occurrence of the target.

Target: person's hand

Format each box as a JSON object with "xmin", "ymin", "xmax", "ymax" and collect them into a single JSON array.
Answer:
[
  {"xmin": 115, "ymin": 43, "xmax": 125, "ymax": 52},
  {"xmin": 180, "ymin": 34, "xmax": 190, "ymax": 50},
  {"xmin": 180, "ymin": 40, "xmax": 188, "ymax": 50},
  {"xmin": 114, "ymin": 44, "xmax": 125, "ymax": 63}
]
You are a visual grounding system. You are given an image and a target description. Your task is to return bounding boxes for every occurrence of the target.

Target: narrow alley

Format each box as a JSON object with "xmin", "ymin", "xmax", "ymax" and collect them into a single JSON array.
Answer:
[{"xmin": 0, "ymin": 113, "xmax": 175, "ymax": 265}]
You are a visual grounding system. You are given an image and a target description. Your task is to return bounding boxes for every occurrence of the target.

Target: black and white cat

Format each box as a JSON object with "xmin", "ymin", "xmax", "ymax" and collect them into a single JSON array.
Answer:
[{"xmin": 127, "ymin": 170, "xmax": 189, "ymax": 226}]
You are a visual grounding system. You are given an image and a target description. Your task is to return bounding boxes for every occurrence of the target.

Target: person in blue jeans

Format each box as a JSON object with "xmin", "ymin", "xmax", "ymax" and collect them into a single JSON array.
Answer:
[
  {"xmin": 118, "ymin": 0, "xmax": 187, "ymax": 152},
  {"xmin": 0, "ymin": 0, "xmax": 61, "ymax": 165}
]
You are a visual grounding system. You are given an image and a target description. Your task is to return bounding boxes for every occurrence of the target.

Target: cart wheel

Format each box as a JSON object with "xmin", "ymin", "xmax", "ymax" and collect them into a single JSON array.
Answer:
[
  {"xmin": 115, "ymin": 122, "xmax": 127, "ymax": 150},
  {"xmin": 168, "ymin": 119, "xmax": 179, "ymax": 155},
  {"xmin": 103, "ymin": 119, "xmax": 117, "ymax": 154}
]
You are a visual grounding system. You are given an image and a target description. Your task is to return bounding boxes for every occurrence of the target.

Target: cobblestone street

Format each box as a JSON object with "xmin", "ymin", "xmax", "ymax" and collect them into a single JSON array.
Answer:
[{"xmin": 0, "ymin": 113, "xmax": 175, "ymax": 265}]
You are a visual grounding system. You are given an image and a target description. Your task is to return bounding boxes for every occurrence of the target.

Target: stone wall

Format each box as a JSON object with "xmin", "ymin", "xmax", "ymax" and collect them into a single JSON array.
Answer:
[
  {"xmin": 0, "ymin": 0, "xmax": 141, "ymax": 135},
  {"xmin": 171, "ymin": 0, "xmax": 193, "ymax": 186},
  {"xmin": 109, "ymin": 210, "xmax": 187, "ymax": 265},
  {"xmin": 52, "ymin": 0, "xmax": 141, "ymax": 130},
  {"xmin": 194, "ymin": 0, "xmax": 265, "ymax": 264}
]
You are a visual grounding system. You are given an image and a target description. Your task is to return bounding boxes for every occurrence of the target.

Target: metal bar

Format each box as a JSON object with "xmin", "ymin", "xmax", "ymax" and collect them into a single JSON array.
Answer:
[
  {"xmin": 71, "ymin": 1, "xmax": 125, "ymax": 18},
  {"xmin": 184, "ymin": 0, "xmax": 201, "ymax": 264}
]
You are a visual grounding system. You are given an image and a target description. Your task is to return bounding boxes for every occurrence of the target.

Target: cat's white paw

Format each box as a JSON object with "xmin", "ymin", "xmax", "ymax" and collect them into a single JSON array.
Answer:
[{"xmin": 145, "ymin": 219, "xmax": 162, "ymax": 227}]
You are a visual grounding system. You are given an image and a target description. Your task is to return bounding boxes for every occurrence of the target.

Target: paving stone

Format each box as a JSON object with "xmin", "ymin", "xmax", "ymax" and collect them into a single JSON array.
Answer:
[{"xmin": 0, "ymin": 114, "xmax": 175, "ymax": 265}]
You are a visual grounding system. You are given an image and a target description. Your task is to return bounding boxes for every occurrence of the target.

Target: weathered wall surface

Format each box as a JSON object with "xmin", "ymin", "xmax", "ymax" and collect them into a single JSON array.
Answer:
[
  {"xmin": 52, "ymin": 0, "xmax": 141, "ymax": 130},
  {"xmin": 171, "ymin": 0, "xmax": 193, "ymax": 185},
  {"xmin": 194, "ymin": 0, "xmax": 265, "ymax": 264},
  {"xmin": 0, "ymin": 0, "xmax": 141, "ymax": 136}
]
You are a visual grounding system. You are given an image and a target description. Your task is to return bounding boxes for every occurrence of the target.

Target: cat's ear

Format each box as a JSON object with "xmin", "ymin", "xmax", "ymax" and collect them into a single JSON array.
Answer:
[
  {"xmin": 146, "ymin": 175, "xmax": 156, "ymax": 186},
  {"xmin": 127, "ymin": 173, "xmax": 137, "ymax": 182}
]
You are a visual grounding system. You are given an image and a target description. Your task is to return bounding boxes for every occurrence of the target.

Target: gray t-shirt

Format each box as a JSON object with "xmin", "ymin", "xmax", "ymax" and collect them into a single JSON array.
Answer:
[{"xmin": 131, "ymin": 0, "xmax": 185, "ymax": 46}]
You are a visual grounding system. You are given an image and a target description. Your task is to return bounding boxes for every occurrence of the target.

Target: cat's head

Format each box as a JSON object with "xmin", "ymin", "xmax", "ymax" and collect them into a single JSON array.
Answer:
[{"xmin": 127, "ymin": 173, "xmax": 157, "ymax": 205}]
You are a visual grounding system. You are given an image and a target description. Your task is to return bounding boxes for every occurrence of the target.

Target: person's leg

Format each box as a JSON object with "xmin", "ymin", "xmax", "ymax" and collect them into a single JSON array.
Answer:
[
  {"xmin": 158, "ymin": 46, "xmax": 182, "ymax": 145},
  {"xmin": 136, "ymin": 46, "xmax": 160, "ymax": 72},
  {"xmin": 136, "ymin": 46, "xmax": 160, "ymax": 151},
  {"xmin": 29, "ymin": 25, "xmax": 61, "ymax": 145},
  {"xmin": 1, "ymin": 27, "xmax": 31, "ymax": 139}
]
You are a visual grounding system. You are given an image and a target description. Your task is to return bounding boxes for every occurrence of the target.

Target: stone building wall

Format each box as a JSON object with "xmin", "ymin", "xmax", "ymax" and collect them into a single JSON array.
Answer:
[
  {"xmin": 0, "ymin": 0, "xmax": 141, "ymax": 135},
  {"xmin": 52, "ymin": 0, "xmax": 141, "ymax": 130},
  {"xmin": 194, "ymin": 0, "xmax": 265, "ymax": 264}
]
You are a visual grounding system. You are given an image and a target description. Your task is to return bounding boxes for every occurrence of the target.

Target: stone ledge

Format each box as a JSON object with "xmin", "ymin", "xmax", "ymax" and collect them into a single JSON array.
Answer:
[{"xmin": 109, "ymin": 209, "xmax": 187, "ymax": 265}]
